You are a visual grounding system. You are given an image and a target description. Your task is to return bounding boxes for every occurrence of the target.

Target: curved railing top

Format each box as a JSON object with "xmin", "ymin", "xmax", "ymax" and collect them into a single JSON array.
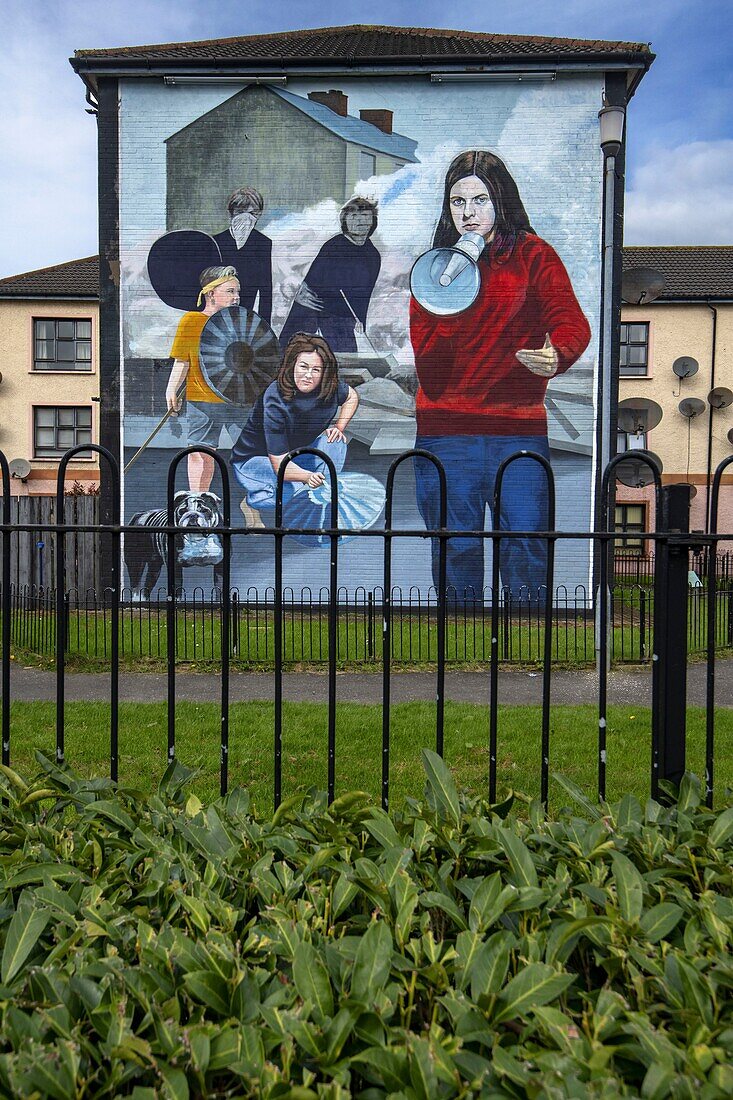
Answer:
[{"xmin": 56, "ymin": 444, "xmax": 120, "ymax": 525}]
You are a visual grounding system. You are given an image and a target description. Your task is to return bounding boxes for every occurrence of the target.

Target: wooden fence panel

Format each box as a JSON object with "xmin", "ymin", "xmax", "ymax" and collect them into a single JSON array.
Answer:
[{"xmin": 5, "ymin": 495, "xmax": 99, "ymax": 596}]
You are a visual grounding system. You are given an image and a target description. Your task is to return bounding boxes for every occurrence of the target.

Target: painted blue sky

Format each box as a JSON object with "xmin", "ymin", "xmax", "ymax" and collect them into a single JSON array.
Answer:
[{"xmin": 1, "ymin": 0, "xmax": 730, "ymax": 278}]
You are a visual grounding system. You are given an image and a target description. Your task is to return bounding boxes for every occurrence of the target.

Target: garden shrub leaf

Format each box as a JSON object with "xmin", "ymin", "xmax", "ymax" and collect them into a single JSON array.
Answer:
[
  {"xmin": 551, "ymin": 772, "xmax": 603, "ymax": 819},
  {"xmin": 1, "ymin": 893, "xmax": 51, "ymax": 984},
  {"xmin": 293, "ymin": 941, "xmax": 334, "ymax": 1023},
  {"xmin": 611, "ymin": 852, "xmax": 644, "ymax": 924},
  {"xmin": 183, "ymin": 970, "xmax": 231, "ymax": 1017},
  {"xmin": 365, "ymin": 809, "xmax": 402, "ymax": 850},
  {"xmin": 617, "ymin": 793, "xmax": 643, "ymax": 828},
  {"xmin": 640, "ymin": 903, "xmax": 684, "ymax": 944},
  {"xmin": 408, "ymin": 1035, "xmax": 437, "ymax": 1100},
  {"xmin": 496, "ymin": 829, "xmax": 539, "ymax": 889},
  {"xmin": 469, "ymin": 931, "xmax": 512, "ymax": 1001},
  {"xmin": 421, "ymin": 749, "xmax": 461, "ymax": 826},
  {"xmin": 159, "ymin": 1064, "xmax": 190, "ymax": 1100},
  {"xmin": 676, "ymin": 958, "xmax": 714, "ymax": 1026},
  {"xmin": 677, "ymin": 772, "xmax": 701, "ymax": 814},
  {"xmin": 468, "ymin": 871, "xmax": 503, "ymax": 932},
  {"xmin": 351, "ymin": 920, "xmax": 392, "ymax": 1003},
  {"xmin": 419, "ymin": 890, "xmax": 467, "ymax": 930},
  {"xmin": 708, "ymin": 805, "xmax": 733, "ymax": 849},
  {"xmin": 493, "ymin": 963, "xmax": 575, "ymax": 1023}
]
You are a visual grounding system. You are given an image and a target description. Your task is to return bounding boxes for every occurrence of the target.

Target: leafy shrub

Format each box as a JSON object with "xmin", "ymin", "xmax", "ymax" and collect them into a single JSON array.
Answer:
[{"xmin": 0, "ymin": 753, "xmax": 731, "ymax": 1098}]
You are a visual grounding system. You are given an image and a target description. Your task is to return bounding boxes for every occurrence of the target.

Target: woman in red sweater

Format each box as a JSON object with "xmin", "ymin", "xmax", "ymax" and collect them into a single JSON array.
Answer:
[{"xmin": 410, "ymin": 150, "xmax": 591, "ymax": 603}]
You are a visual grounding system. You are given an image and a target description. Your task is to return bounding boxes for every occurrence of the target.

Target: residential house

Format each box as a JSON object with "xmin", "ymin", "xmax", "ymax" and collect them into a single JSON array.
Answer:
[
  {"xmin": 0, "ymin": 257, "xmax": 100, "ymax": 496},
  {"xmin": 617, "ymin": 246, "xmax": 733, "ymax": 551}
]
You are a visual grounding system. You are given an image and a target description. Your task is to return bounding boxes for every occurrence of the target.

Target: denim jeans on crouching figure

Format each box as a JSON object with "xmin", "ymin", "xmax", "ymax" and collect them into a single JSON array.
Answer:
[
  {"xmin": 414, "ymin": 435, "xmax": 551, "ymax": 603},
  {"xmin": 231, "ymin": 432, "xmax": 347, "ymax": 509}
]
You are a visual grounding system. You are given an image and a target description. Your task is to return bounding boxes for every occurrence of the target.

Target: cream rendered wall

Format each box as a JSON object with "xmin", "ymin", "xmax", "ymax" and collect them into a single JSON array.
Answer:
[
  {"xmin": 617, "ymin": 301, "xmax": 733, "ymax": 544},
  {"xmin": 0, "ymin": 298, "xmax": 99, "ymax": 495}
]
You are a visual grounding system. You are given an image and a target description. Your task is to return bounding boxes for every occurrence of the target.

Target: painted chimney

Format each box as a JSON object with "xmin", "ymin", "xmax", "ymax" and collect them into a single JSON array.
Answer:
[
  {"xmin": 359, "ymin": 109, "xmax": 393, "ymax": 134},
  {"xmin": 308, "ymin": 90, "xmax": 348, "ymax": 117}
]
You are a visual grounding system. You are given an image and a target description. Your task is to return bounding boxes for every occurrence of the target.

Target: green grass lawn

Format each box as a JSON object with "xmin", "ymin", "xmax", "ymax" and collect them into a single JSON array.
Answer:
[{"xmin": 6, "ymin": 700, "xmax": 731, "ymax": 813}]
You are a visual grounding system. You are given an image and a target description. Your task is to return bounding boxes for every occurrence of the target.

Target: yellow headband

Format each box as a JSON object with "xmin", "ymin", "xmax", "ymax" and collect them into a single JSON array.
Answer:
[{"xmin": 197, "ymin": 275, "xmax": 238, "ymax": 306}]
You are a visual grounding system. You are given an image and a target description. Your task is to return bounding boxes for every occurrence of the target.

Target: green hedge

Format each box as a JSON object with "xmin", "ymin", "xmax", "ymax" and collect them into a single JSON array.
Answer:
[{"xmin": 0, "ymin": 754, "xmax": 731, "ymax": 1098}]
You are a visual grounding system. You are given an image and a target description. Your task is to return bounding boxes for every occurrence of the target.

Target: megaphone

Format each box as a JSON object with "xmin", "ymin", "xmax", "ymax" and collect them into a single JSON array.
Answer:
[{"xmin": 410, "ymin": 231, "xmax": 486, "ymax": 316}]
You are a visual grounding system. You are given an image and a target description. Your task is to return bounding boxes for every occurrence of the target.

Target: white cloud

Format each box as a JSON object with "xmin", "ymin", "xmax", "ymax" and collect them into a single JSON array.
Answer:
[{"xmin": 625, "ymin": 140, "xmax": 733, "ymax": 244}]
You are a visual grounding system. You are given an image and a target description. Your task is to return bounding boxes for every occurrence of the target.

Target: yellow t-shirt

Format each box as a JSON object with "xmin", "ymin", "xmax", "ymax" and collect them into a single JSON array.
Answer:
[{"xmin": 169, "ymin": 311, "xmax": 223, "ymax": 404}]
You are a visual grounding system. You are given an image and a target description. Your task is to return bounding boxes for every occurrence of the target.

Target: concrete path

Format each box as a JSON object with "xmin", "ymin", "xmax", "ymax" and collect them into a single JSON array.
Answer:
[{"xmin": 6, "ymin": 660, "xmax": 729, "ymax": 707}]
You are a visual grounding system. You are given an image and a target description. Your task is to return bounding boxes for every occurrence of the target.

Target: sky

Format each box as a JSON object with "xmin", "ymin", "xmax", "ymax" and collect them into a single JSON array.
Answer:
[{"xmin": 0, "ymin": 0, "xmax": 730, "ymax": 278}]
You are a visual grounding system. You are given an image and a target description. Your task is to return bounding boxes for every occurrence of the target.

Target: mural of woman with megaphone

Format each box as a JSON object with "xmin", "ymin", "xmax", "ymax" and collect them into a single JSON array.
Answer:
[{"xmin": 410, "ymin": 149, "xmax": 591, "ymax": 604}]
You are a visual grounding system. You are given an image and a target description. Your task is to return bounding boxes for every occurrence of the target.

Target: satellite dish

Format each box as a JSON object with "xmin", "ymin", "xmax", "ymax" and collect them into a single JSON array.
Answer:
[
  {"xmin": 410, "ymin": 231, "xmax": 485, "ymax": 316},
  {"xmin": 9, "ymin": 458, "xmax": 31, "ymax": 482},
  {"xmin": 621, "ymin": 266, "xmax": 665, "ymax": 305},
  {"xmin": 617, "ymin": 397, "xmax": 663, "ymax": 434},
  {"xmin": 615, "ymin": 451, "xmax": 662, "ymax": 488},
  {"xmin": 672, "ymin": 356, "xmax": 699, "ymax": 379},
  {"xmin": 708, "ymin": 387, "xmax": 733, "ymax": 410},
  {"xmin": 678, "ymin": 398, "xmax": 706, "ymax": 418},
  {"xmin": 615, "ymin": 450, "xmax": 662, "ymax": 488}
]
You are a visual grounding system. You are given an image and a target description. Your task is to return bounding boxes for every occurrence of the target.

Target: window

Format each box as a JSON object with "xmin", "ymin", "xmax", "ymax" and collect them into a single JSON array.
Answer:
[
  {"xmin": 33, "ymin": 406, "xmax": 93, "ymax": 458},
  {"xmin": 33, "ymin": 318, "xmax": 92, "ymax": 371},
  {"xmin": 619, "ymin": 322, "xmax": 649, "ymax": 377},
  {"xmin": 615, "ymin": 503, "xmax": 646, "ymax": 554},
  {"xmin": 359, "ymin": 151, "xmax": 376, "ymax": 179}
]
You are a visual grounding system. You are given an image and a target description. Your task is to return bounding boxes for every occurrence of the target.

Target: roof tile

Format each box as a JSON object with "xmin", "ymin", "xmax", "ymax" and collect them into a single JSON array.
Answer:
[
  {"xmin": 623, "ymin": 246, "xmax": 733, "ymax": 301},
  {"xmin": 71, "ymin": 24, "xmax": 652, "ymax": 65},
  {"xmin": 0, "ymin": 257, "xmax": 99, "ymax": 299}
]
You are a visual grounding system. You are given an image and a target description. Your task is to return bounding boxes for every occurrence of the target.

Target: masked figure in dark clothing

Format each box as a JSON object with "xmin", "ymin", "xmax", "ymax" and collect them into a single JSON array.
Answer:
[
  {"xmin": 280, "ymin": 197, "xmax": 380, "ymax": 353},
  {"xmin": 213, "ymin": 187, "xmax": 272, "ymax": 325}
]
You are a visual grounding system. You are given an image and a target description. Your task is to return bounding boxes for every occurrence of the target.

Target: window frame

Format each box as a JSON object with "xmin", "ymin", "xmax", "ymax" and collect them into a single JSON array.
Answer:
[
  {"xmin": 614, "ymin": 502, "xmax": 647, "ymax": 555},
  {"xmin": 31, "ymin": 316, "xmax": 94, "ymax": 374},
  {"xmin": 619, "ymin": 321, "xmax": 650, "ymax": 378},
  {"xmin": 32, "ymin": 404, "xmax": 95, "ymax": 460}
]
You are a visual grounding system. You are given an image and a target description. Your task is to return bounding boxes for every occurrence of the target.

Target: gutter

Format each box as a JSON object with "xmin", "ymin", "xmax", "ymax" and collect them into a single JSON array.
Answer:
[
  {"xmin": 0, "ymin": 295, "xmax": 98, "ymax": 302},
  {"xmin": 70, "ymin": 56, "xmax": 651, "ymax": 91},
  {"xmin": 622, "ymin": 297, "xmax": 732, "ymax": 306}
]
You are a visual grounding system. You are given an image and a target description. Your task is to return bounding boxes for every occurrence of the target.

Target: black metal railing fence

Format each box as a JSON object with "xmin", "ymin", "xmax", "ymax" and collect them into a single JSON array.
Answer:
[{"xmin": 2, "ymin": 443, "xmax": 732, "ymax": 813}]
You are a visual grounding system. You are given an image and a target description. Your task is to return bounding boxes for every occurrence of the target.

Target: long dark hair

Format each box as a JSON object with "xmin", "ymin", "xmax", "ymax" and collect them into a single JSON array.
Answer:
[
  {"xmin": 277, "ymin": 332, "xmax": 339, "ymax": 403},
  {"xmin": 432, "ymin": 151, "xmax": 535, "ymax": 257}
]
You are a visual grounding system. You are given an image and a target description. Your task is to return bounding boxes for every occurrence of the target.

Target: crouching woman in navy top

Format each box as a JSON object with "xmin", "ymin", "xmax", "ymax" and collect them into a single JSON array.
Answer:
[{"xmin": 231, "ymin": 332, "xmax": 359, "ymax": 527}]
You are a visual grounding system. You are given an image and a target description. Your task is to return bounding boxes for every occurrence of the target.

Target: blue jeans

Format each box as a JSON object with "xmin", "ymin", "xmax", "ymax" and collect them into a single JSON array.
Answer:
[
  {"xmin": 231, "ymin": 433, "xmax": 347, "ymax": 508},
  {"xmin": 414, "ymin": 435, "xmax": 551, "ymax": 602}
]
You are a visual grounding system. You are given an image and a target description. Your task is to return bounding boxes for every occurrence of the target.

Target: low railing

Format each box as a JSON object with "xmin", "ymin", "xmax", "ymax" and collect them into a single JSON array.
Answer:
[{"xmin": 4, "ymin": 580, "xmax": 733, "ymax": 665}]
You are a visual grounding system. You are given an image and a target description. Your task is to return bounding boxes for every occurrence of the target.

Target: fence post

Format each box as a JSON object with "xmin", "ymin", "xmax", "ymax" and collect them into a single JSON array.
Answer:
[
  {"xmin": 367, "ymin": 591, "xmax": 374, "ymax": 660},
  {"xmin": 231, "ymin": 590, "xmax": 239, "ymax": 657},
  {"xmin": 651, "ymin": 483, "xmax": 693, "ymax": 799},
  {"xmin": 639, "ymin": 587, "xmax": 647, "ymax": 661}
]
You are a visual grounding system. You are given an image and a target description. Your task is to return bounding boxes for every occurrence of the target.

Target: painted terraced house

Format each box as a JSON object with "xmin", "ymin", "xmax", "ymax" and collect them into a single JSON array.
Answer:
[{"xmin": 70, "ymin": 25, "xmax": 653, "ymax": 597}]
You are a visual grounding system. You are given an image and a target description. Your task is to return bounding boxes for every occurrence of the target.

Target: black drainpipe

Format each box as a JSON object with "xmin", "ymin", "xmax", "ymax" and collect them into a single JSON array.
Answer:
[{"xmin": 705, "ymin": 301, "xmax": 718, "ymax": 533}]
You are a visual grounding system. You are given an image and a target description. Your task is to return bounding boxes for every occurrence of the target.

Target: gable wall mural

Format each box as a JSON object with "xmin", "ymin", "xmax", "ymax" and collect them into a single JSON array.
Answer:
[{"xmin": 118, "ymin": 75, "xmax": 603, "ymax": 600}]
